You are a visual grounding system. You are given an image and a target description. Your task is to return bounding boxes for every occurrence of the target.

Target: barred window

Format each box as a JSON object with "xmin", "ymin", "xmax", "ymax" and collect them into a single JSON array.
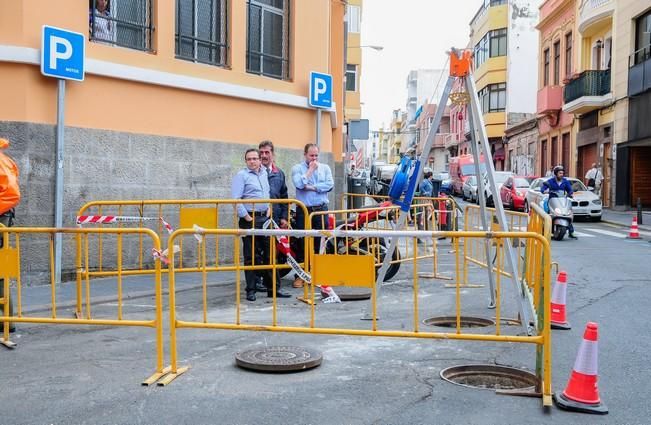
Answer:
[
  {"xmin": 246, "ymin": 0, "xmax": 290, "ymax": 80},
  {"xmin": 89, "ymin": 0, "xmax": 153, "ymax": 51},
  {"xmin": 176, "ymin": 0, "xmax": 228, "ymax": 66}
]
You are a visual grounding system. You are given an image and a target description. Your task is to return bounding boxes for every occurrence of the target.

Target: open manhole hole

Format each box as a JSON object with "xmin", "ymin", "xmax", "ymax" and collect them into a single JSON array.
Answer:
[
  {"xmin": 422, "ymin": 316, "xmax": 495, "ymax": 328},
  {"xmin": 440, "ymin": 364, "xmax": 538, "ymax": 391}
]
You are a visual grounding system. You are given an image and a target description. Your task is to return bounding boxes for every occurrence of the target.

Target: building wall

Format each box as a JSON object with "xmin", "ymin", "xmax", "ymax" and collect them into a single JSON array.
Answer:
[
  {"xmin": 0, "ymin": 0, "xmax": 344, "ymax": 282},
  {"xmin": 507, "ymin": 0, "xmax": 540, "ymax": 117}
]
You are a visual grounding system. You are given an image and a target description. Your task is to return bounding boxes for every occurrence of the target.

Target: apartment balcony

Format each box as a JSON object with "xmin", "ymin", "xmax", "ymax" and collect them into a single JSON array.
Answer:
[
  {"xmin": 537, "ymin": 86, "xmax": 563, "ymax": 115},
  {"xmin": 563, "ymin": 69, "xmax": 612, "ymax": 114},
  {"xmin": 445, "ymin": 134, "xmax": 460, "ymax": 149},
  {"xmin": 629, "ymin": 47, "xmax": 651, "ymax": 97},
  {"xmin": 578, "ymin": 0, "xmax": 613, "ymax": 34}
]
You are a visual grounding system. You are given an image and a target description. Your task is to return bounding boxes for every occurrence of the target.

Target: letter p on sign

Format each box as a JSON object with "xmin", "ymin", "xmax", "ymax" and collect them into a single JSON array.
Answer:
[{"xmin": 309, "ymin": 72, "xmax": 333, "ymax": 109}]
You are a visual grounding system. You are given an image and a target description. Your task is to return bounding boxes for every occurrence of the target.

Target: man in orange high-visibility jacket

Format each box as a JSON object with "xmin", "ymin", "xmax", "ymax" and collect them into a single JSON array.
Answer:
[{"xmin": 0, "ymin": 137, "xmax": 20, "ymax": 333}]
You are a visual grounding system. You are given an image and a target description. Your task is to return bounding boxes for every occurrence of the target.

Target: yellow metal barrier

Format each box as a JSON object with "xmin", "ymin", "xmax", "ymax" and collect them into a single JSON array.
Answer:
[
  {"xmin": 0, "ymin": 227, "xmax": 166, "ymax": 385},
  {"xmin": 461, "ymin": 204, "xmax": 530, "ymax": 285},
  {"xmin": 159, "ymin": 227, "xmax": 552, "ymax": 407},
  {"xmin": 341, "ymin": 192, "xmax": 461, "ymax": 232},
  {"xmin": 76, "ymin": 199, "xmax": 308, "ymax": 273},
  {"xmin": 308, "ymin": 203, "xmax": 452, "ymax": 280}
]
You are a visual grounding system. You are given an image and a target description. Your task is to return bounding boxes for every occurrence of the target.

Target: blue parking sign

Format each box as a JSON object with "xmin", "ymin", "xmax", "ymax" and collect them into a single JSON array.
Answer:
[
  {"xmin": 41, "ymin": 26, "xmax": 85, "ymax": 81},
  {"xmin": 309, "ymin": 72, "xmax": 333, "ymax": 109}
]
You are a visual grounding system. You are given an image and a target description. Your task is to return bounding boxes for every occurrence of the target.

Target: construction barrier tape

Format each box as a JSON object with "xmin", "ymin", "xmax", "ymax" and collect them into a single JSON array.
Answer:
[
  {"xmin": 151, "ymin": 245, "xmax": 180, "ymax": 265},
  {"xmin": 77, "ymin": 215, "xmax": 158, "ymax": 224},
  {"xmin": 160, "ymin": 217, "xmax": 174, "ymax": 235},
  {"xmin": 193, "ymin": 224, "xmax": 205, "ymax": 243}
]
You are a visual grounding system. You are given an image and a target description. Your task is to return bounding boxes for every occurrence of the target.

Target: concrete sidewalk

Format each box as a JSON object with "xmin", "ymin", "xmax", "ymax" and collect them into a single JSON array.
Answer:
[{"xmin": 601, "ymin": 208, "xmax": 651, "ymax": 231}]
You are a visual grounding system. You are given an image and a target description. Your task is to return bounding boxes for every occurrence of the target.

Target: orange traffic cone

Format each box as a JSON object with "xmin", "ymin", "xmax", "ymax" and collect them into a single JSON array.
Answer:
[
  {"xmin": 627, "ymin": 216, "xmax": 641, "ymax": 239},
  {"xmin": 551, "ymin": 271, "xmax": 571, "ymax": 330},
  {"xmin": 554, "ymin": 322, "xmax": 608, "ymax": 414}
]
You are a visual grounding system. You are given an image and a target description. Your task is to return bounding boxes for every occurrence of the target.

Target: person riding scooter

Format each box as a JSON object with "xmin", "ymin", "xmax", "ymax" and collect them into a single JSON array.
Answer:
[{"xmin": 541, "ymin": 165, "xmax": 577, "ymax": 239}]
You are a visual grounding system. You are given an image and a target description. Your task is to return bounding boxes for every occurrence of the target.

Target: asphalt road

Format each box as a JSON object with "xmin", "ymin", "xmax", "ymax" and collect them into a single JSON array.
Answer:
[{"xmin": 1, "ymin": 200, "xmax": 650, "ymax": 424}]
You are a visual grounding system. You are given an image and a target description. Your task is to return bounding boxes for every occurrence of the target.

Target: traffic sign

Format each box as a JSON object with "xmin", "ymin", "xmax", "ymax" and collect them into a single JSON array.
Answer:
[
  {"xmin": 308, "ymin": 71, "xmax": 333, "ymax": 108},
  {"xmin": 41, "ymin": 25, "xmax": 85, "ymax": 81}
]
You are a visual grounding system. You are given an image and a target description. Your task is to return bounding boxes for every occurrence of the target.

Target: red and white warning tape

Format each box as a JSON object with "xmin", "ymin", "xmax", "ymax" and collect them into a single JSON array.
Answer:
[{"xmin": 76, "ymin": 215, "xmax": 159, "ymax": 225}]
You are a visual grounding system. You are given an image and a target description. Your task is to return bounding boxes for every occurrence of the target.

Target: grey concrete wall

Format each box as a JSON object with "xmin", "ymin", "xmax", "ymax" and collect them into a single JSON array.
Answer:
[{"xmin": 0, "ymin": 121, "xmax": 336, "ymax": 285}]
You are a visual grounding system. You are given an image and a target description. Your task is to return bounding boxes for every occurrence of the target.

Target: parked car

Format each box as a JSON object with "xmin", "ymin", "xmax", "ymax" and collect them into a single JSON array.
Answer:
[
  {"xmin": 435, "ymin": 172, "xmax": 452, "ymax": 194},
  {"xmin": 462, "ymin": 175, "xmax": 478, "ymax": 203},
  {"xmin": 449, "ymin": 154, "xmax": 486, "ymax": 196},
  {"xmin": 499, "ymin": 176, "xmax": 531, "ymax": 211},
  {"xmin": 525, "ymin": 177, "xmax": 602, "ymax": 220},
  {"xmin": 369, "ymin": 163, "xmax": 397, "ymax": 197},
  {"xmin": 482, "ymin": 171, "xmax": 513, "ymax": 206}
]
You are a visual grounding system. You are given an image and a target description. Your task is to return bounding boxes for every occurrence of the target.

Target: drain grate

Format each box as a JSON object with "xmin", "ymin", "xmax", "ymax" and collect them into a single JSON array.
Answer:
[
  {"xmin": 422, "ymin": 316, "xmax": 495, "ymax": 328},
  {"xmin": 440, "ymin": 364, "xmax": 538, "ymax": 390}
]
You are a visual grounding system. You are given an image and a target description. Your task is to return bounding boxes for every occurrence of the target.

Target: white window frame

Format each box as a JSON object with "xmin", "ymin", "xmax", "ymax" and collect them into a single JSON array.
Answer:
[
  {"xmin": 347, "ymin": 5, "xmax": 361, "ymax": 33},
  {"xmin": 346, "ymin": 64, "xmax": 358, "ymax": 92}
]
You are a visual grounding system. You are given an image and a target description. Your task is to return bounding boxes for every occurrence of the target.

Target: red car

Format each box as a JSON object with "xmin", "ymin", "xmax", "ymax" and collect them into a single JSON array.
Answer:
[{"xmin": 499, "ymin": 176, "xmax": 532, "ymax": 211}]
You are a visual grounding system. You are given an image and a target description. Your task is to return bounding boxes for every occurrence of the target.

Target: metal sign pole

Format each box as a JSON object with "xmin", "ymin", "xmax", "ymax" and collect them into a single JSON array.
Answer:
[
  {"xmin": 316, "ymin": 108, "xmax": 322, "ymax": 148},
  {"xmin": 54, "ymin": 79, "xmax": 65, "ymax": 284},
  {"xmin": 465, "ymin": 74, "xmax": 534, "ymax": 335}
]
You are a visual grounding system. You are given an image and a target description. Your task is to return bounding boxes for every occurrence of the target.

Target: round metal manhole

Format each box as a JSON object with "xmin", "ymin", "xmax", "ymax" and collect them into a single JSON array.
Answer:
[
  {"xmin": 336, "ymin": 288, "xmax": 372, "ymax": 301},
  {"xmin": 440, "ymin": 364, "xmax": 538, "ymax": 391},
  {"xmin": 235, "ymin": 346, "xmax": 322, "ymax": 373},
  {"xmin": 422, "ymin": 316, "xmax": 495, "ymax": 328}
]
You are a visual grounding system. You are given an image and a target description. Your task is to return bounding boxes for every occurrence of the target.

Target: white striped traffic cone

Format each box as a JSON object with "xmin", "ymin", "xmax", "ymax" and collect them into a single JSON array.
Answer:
[
  {"xmin": 627, "ymin": 216, "xmax": 641, "ymax": 239},
  {"xmin": 551, "ymin": 271, "xmax": 571, "ymax": 330},
  {"xmin": 554, "ymin": 322, "xmax": 608, "ymax": 414}
]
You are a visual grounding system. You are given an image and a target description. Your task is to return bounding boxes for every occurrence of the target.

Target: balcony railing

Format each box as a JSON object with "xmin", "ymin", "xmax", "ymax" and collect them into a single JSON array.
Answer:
[{"xmin": 563, "ymin": 69, "xmax": 611, "ymax": 104}]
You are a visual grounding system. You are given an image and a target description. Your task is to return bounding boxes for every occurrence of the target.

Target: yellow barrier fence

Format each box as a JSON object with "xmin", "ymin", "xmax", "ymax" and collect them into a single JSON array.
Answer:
[
  {"xmin": 462, "ymin": 204, "xmax": 530, "ymax": 285},
  {"xmin": 340, "ymin": 192, "xmax": 461, "ymax": 232},
  {"xmin": 158, "ymin": 227, "xmax": 552, "ymax": 407},
  {"xmin": 0, "ymin": 227, "xmax": 166, "ymax": 385},
  {"xmin": 74, "ymin": 199, "xmax": 310, "ymax": 315},
  {"xmin": 308, "ymin": 203, "xmax": 452, "ymax": 280}
]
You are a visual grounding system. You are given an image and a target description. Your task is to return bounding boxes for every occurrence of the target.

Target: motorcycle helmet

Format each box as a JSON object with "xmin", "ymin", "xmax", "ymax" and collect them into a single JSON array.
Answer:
[{"xmin": 553, "ymin": 165, "xmax": 565, "ymax": 176}]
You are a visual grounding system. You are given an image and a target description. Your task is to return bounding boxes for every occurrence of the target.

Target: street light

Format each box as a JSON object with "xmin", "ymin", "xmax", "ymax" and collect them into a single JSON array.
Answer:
[{"xmin": 348, "ymin": 45, "xmax": 384, "ymax": 51}]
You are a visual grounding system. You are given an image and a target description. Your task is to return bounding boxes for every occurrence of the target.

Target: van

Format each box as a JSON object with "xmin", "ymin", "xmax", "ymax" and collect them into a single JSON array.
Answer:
[{"xmin": 449, "ymin": 154, "xmax": 486, "ymax": 196}]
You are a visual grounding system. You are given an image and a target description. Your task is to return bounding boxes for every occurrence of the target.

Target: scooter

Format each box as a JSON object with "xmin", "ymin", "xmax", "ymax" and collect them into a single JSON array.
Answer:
[{"xmin": 545, "ymin": 190, "xmax": 574, "ymax": 241}]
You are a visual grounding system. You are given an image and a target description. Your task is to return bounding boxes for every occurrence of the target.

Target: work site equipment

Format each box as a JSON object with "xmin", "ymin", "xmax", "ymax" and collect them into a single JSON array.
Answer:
[
  {"xmin": 550, "ymin": 271, "xmax": 571, "ymax": 330},
  {"xmin": 371, "ymin": 49, "xmax": 535, "ymax": 336}
]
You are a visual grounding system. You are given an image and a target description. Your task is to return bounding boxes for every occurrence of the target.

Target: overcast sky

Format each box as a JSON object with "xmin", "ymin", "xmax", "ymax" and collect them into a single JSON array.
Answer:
[{"xmin": 359, "ymin": 1, "xmax": 481, "ymax": 132}]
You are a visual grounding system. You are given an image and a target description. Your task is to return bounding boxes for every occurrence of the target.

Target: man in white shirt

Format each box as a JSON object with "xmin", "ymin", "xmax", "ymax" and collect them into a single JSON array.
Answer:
[{"xmin": 584, "ymin": 163, "xmax": 603, "ymax": 195}]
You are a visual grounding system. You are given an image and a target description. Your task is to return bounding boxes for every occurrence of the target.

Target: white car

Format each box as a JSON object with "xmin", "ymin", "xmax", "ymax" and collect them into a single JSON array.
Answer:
[
  {"xmin": 462, "ymin": 175, "xmax": 478, "ymax": 203},
  {"xmin": 482, "ymin": 171, "xmax": 513, "ymax": 206},
  {"xmin": 525, "ymin": 177, "xmax": 602, "ymax": 220}
]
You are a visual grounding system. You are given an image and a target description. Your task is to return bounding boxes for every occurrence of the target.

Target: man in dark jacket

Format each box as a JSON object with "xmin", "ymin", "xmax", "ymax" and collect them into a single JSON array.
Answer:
[
  {"xmin": 259, "ymin": 140, "xmax": 289, "ymax": 228},
  {"xmin": 258, "ymin": 140, "xmax": 291, "ymax": 292}
]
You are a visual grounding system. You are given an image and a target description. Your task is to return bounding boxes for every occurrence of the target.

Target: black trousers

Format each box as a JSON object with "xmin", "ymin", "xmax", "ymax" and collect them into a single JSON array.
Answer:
[
  {"xmin": 239, "ymin": 215, "xmax": 281, "ymax": 294},
  {"xmin": 0, "ymin": 210, "xmax": 15, "ymax": 330},
  {"xmin": 294, "ymin": 204, "xmax": 328, "ymax": 268}
]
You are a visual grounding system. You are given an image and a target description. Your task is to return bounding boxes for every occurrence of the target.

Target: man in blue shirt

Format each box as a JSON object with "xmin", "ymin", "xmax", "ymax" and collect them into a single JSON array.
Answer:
[
  {"xmin": 290, "ymin": 143, "xmax": 334, "ymax": 288},
  {"xmin": 232, "ymin": 148, "xmax": 291, "ymax": 301},
  {"xmin": 541, "ymin": 165, "xmax": 577, "ymax": 239}
]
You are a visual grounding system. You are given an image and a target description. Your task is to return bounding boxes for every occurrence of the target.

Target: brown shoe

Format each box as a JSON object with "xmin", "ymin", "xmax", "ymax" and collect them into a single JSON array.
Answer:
[{"xmin": 292, "ymin": 277, "xmax": 305, "ymax": 288}]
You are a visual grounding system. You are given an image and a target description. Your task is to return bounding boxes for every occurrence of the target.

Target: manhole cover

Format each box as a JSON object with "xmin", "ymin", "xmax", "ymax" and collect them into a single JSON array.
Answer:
[
  {"xmin": 422, "ymin": 316, "xmax": 495, "ymax": 328},
  {"xmin": 440, "ymin": 364, "xmax": 538, "ymax": 390},
  {"xmin": 337, "ymin": 288, "xmax": 372, "ymax": 301},
  {"xmin": 235, "ymin": 346, "xmax": 322, "ymax": 373}
]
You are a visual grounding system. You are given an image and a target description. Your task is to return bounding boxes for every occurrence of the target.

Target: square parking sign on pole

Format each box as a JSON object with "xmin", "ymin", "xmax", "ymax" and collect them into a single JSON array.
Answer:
[{"xmin": 41, "ymin": 25, "xmax": 85, "ymax": 81}]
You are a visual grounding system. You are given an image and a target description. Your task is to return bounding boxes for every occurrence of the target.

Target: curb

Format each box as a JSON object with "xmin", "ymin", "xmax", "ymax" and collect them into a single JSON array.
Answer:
[{"xmin": 601, "ymin": 218, "xmax": 651, "ymax": 232}]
